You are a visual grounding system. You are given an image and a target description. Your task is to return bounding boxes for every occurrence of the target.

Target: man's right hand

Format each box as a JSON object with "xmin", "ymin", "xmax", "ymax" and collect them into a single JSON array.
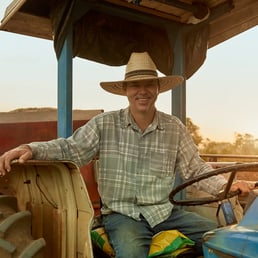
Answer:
[{"xmin": 0, "ymin": 145, "xmax": 33, "ymax": 176}]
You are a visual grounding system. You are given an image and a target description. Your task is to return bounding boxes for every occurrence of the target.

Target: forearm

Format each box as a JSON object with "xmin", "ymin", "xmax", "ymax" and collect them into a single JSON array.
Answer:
[
  {"xmin": 28, "ymin": 139, "xmax": 66, "ymax": 161},
  {"xmin": 198, "ymin": 172, "xmax": 227, "ymax": 195},
  {"xmin": 184, "ymin": 156, "xmax": 227, "ymax": 195},
  {"xmin": 28, "ymin": 137, "xmax": 97, "ymax": 167}
]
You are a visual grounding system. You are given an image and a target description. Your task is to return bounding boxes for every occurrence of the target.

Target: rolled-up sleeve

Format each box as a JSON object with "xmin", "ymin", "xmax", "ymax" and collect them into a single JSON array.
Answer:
[
  {"xmin": 175, "ymin": 122, "xmax": 227, "ymax": 195},
  {"xmin": 28, "ymin": 117, "xmax": 100, "ymax": 167}
]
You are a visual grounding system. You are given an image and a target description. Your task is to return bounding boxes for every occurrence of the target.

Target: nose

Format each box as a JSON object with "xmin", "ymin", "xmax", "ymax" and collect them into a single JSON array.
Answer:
[{"xmin": 138, "ymin": 85, "xmax": 148, "ymax": 92}]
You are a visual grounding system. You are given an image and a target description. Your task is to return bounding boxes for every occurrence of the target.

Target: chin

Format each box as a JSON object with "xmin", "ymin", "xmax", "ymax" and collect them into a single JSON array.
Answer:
[{"xmin": 137, "ymin": 108, "xmax": 150, "ymax": 113}]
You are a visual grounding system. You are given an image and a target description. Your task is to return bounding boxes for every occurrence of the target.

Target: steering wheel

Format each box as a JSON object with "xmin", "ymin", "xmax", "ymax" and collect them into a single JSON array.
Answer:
[{"xmin": 169, "ymin": 162, "xmax": 258, "ymax": 206}]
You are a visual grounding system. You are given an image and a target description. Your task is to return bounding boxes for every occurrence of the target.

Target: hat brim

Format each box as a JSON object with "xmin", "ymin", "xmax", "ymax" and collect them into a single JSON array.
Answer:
[{"xmin": 100, "ymin": 75, "xmax": 184, "ymax": 96}]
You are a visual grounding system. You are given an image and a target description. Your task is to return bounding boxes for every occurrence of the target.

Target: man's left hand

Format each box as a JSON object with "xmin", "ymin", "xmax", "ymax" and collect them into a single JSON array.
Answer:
[{"xmin": 230, "ymin": 181, "xmax": 256, "ymax": 196}]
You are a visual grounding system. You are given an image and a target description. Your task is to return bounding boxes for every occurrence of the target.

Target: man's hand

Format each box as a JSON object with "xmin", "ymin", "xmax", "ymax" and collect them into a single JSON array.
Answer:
[
  {"xmin": 230, "ymin": 181, "xmax": 256, "ymax": 196},
  {"xmin": 0, "ymin": 145, "xmax": 33, "ymax": 176}
]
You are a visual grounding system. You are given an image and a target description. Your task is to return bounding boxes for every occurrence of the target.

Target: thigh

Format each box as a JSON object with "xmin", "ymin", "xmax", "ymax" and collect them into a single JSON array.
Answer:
[
  {"xmin": 153, "ymin": 207, "xmax": 217, "ymax": 255},
  {"xmin": 103, "ymin": 213, "xmax": 153, "ymax": 258}
]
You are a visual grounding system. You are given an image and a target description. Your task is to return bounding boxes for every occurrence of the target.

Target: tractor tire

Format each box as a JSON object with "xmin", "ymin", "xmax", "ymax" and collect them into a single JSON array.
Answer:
[{"xmin": 0, "ymin": 195, "xmax": 46, "ymax": 258}]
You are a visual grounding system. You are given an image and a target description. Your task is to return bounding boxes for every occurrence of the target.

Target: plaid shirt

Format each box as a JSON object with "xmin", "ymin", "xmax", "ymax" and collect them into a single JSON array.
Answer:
[{"xmin": 30, "ymin": 108, "xmax": 226, "ymax": 227}]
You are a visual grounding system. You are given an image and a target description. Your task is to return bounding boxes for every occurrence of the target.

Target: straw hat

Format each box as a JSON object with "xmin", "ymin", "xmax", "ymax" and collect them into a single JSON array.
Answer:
[{"xmin": 100, "ymin": 52, "xmax": 184, "ymax": 96}]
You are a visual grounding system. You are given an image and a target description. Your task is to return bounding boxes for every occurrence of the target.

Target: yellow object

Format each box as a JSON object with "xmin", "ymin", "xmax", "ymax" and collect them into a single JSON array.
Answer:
[
  {"xmin": 91, "ymin": 227, "xmax": 194, "ymax": 258},
  {"xmin": 91, "ymin": 227, "xmax": 115, "ymax": 257},
  {"xmin": 148, "ymin": 230, "xmax": 195, "ymax": 257}
]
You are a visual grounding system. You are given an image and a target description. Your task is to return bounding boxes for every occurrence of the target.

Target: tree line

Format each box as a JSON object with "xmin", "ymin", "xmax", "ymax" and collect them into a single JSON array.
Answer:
[{"xmin": 186, "ymin": 118, "xmax": 258, "ymax": 155}]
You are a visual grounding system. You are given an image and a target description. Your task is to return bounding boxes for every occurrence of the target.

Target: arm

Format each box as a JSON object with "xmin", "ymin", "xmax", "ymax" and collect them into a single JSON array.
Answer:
[
  {"xmin": 176, "ymin": 122, "xmax": 254, "ymax": 196},
  {"xmin": 0, "ymin": 115, "xmax": 101, "ymax": 176}
]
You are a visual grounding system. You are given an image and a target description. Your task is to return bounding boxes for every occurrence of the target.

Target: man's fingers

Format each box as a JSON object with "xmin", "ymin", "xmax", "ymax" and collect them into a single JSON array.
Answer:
[
  {"xmin": 0, "ymin": 145, "xmax": 33, "ymax": 176},
  {"xmin": 231, "ymin": 181, "xmax": 253, "ymax": 196},
  {"xmin": 4, "ymin": 160, "xmax": 12, "ymax": 173},
  {"xmin": 0, "ymin": 157, "xmax": 8, "ymax": 176}
]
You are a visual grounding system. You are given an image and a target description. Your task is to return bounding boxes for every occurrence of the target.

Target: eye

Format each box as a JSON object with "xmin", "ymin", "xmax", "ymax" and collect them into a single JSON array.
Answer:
[{"xmin": 124, "ymin": 82, "xmax": 140, "ymax": 89}]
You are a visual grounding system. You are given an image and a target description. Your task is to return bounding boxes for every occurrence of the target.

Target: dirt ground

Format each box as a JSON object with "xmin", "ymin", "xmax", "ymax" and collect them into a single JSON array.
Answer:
[
  {"xmin": 208, "ymin": 162, "xmax": 258, "ymax": 182},
  {"xmin": 236, "ymin": 171, "xmax": 258, "ymax": 181}
]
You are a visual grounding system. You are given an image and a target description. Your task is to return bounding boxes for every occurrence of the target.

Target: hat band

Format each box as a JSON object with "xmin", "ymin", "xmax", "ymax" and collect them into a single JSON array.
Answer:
[{"xmin": 125, "ymin": 69, "xmax": 157, "ymax": 80}]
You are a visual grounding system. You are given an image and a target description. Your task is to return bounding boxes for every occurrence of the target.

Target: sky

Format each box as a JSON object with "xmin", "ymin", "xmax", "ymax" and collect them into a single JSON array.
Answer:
[{"xmin": 0, "ymin": 1, "xmax": 258, "ymax": 143}]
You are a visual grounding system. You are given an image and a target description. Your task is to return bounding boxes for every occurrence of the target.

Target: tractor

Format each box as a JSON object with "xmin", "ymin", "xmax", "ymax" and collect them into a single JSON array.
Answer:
[
  {"xmin": 1, "ymin": 0, "xmax": 258, "ymax": 257},
  {"xmin": 0, "ymin": 159, "xmax": 257, "ymax": 257}
]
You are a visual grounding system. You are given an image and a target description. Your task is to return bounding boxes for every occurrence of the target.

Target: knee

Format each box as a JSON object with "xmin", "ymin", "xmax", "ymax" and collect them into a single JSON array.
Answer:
[
  {"xmin": 103, "ymin": 215, "xmax": 152, "ymax": 258},
  {"xmin": 113, "ymin": 237, "xmax": 149, "ymax": 258},
  {"xmin": 113, "ymin": 227, "xmax": 151, "ymax": 257}
]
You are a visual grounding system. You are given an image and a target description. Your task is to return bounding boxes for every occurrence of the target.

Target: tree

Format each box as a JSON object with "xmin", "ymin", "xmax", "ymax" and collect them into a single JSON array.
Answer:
[
  {"xmin": 186, "ymin": 118, "xmax": 258, "ymax": 155},
  {"xmin": 233, "ymin": 133, "xmax": 257, "ymax": 154},
  {"xmin": 186, "ymin": 117, "xmax": 203, "ymax": 146},
  {"xmin": 200, "ymin": 139, "xmax": 234, "ymax": 154}
]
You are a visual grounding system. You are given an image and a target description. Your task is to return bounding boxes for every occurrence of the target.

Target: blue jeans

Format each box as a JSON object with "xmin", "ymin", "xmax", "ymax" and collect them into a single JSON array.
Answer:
[{"xmin": 102, "ymin": 207, "xmax": 217, "ymax": 258}]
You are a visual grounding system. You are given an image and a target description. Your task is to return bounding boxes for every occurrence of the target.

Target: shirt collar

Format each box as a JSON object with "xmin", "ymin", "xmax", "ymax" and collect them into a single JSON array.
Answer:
[{"xmin": 120, "ymin": 107, "xmax": 164, "ymax": 131}]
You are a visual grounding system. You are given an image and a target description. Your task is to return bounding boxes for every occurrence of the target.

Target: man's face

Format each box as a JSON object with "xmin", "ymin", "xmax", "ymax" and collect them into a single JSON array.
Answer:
[{"xmin": 123, "ymin": 79, "xmax": 159, "ymax": 114}]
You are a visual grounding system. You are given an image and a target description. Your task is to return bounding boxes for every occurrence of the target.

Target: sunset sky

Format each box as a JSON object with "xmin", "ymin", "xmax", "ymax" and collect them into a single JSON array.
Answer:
[{"xmin": 1, "ymin": 1, "xmax": 258, "ymax": 142}]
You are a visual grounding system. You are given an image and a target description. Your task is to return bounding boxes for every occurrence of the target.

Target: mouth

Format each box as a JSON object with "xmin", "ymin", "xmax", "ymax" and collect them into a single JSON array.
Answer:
[
  {"xmin": 136, "ymin": 97, "xmax": 150, "ymax": 104},
  {"xmin": 136, "ymin": 95, "xmax": 150, "ymax": 101}
]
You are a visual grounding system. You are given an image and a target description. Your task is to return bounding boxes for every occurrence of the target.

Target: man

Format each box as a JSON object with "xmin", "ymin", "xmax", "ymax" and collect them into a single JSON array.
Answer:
[{"xmin": 0, "ymin": 52, "xmax": 253, "ymax": 257}]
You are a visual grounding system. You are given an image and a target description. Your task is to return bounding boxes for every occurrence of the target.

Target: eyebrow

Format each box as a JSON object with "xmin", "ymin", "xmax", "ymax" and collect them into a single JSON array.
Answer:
[
  {"xmin": 124, "ymin": 80, "xmax": 158, "ymax": 87},
  {"xmin": 123, "ymin": 81, "xmax": 139, "ymax": 87}
]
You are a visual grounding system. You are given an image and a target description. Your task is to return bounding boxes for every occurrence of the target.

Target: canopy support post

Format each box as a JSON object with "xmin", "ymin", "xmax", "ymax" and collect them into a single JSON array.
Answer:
[
  {"xmin": 172, "ymin": 31, "xmax": 186, "ymax": 124},
  {"xmin": 57, "ymin": 28, "xmax": 73, "ymax": 138},
  {"xmin": 170, "ymin": 30, "xmax": 187, "ymax": 202}
]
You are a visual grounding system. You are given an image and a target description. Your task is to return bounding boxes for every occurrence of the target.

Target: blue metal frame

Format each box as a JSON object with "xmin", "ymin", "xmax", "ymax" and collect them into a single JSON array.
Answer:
[
  {"xmin": 172, "ymin": 32, "xmax": 186, "ymax": 123},
  {"xmin": 55, "ymin": 3, "xmax": 187, "ymax": 139},
  {"xmin": 55, "ymin": 5, "xmax": 187, "ymax": 202},
  {"xmin": 57, "ymin": 28, "xmax": 73, "ymax": 138},
  {"xmin": 203, "ymin": 197, "xmax": 258, "ymax": 257}
]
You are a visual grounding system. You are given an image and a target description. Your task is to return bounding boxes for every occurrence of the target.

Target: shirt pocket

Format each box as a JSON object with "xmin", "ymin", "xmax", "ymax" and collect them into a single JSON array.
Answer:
[{"xmin": 150, "ymin": 151, "xmax": 175, "ymax": 178}]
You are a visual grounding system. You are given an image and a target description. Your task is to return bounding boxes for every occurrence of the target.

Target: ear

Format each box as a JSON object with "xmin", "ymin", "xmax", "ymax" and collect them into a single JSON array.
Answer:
[{"xmin": 157, "ymin": 81, "xmax": 161, "ymax": 93}]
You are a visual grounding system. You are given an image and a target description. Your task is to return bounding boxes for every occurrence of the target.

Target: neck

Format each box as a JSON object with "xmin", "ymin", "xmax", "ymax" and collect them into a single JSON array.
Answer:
[{"xmin": 129, "ymin": 107, "xmax": 156, "ymax": 132}]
